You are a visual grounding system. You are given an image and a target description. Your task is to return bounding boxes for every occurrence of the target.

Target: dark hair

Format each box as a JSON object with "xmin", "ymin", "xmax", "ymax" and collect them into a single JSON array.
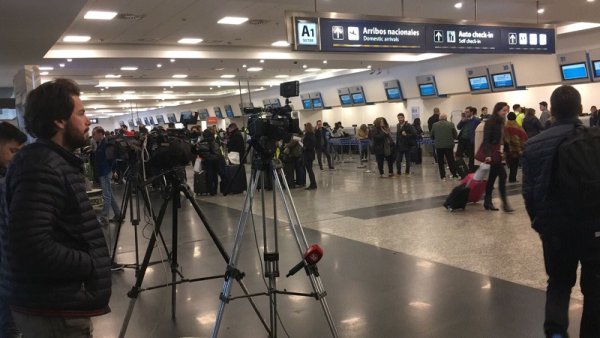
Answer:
[
  {"xmin": 93, "ymin": 126, "xmax": 105, "ymax": 135},
  {"xmin": 304, "ymin": 122, "xmax": 314, "ymax": 134},
  {"xmin": 469, "ymin": 107, "xmax": 477, "ymax": 115},
  {"xmin": 24, "ymin": 78, "xmax": 80, "ymax": 139},
  {"xmin": 512, "ymin": 104, "xmax": 520, "ymax": 111},
  {"xmin": 0, "ymin": 122, "xmax": 27, "ymax": 145},
  {"xmin": 397, "ymin": 113, "xmax": 405, "ymax": 118},
  {"xmin": 527, "ymin": 108, "xmax": 536, "ymax": 116},
  {"xmin": 413, "ymin": 118, "xmax": 421, "ymax": 126},
  {"xmin": 539, "ymin": 101, "xmax": 548, "ymax": 108},
  {"xmin": 490, "ymin": 102, "xmax": 509, "ymax": 125},
  {"xmin": 507, "ymin": 112, "xmax": 517, "ymax": 121},
  {"xmin": 550, "ymin": 85, "xmax": 582, "ymax": 120}
]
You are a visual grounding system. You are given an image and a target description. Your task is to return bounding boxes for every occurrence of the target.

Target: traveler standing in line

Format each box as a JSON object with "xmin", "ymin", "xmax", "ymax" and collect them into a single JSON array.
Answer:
[
  {"xmin": 226, "ymin": 123, "xmax": 245, "ymax": 163},
  {"xmin": 523, "ymin": 85, "xmax": 600, "ymax": 338},
  {"xmin": 427, "ymin": 107, "xmax": 441, "ymax": 163},
  {"xmin": 590, "ymin": 105, "xmax": 599, "ymax": 127},
  {"xmin": 0, "ymin": 79, "xmax": 111, "ymax": 337},
  {"xmin": 0, "ymin": 122, "xmax": 27, "ymax": 338},
  {"xmin": 523, "ymin": 108, "xmax": 544, "ymax": 138},
  {"xmin": 91, "ymin": 126, "xmax": 122, "ymax": 226},
  {"xmin": 539, "ymin": 101, "xmax": 551, "ymax": 129},
  {"xmin": 302, "ymin": 123, "xmax": 317, "ymax": 190},
  {"xmin": 430, "ymin": 114, "xmax": 458, "ymax": 181},
  {"xmin": 395, "ymin": 113, "xmax": 417, "ymax": 176},
  {"xmin": 456, "ymin": 106, "xmax": 481, "ymax": 171},
  {"xmin": 314, "ymin": 120, "xmax": 334, "ymax": 170},
  {"xmin": 357, "ymin": 124, "xmax": 369, "ymax": 162},
  {"xmin": 514, "ymin": 104, "xmax": 525, "ymax": 126},
  {"xmin": 480, "ymin": 106, "xmax": 490, "ymax": 120},
  {"xmin": 371, "ymin": 117, "xmax": 395, "ymax": 178},
  {"xmin": 480, "ymin": 102, "xmax": 513, "ymax": 212},
  {"xmin": 503, "ymin": 112, "xmax": 528, "ymax": 183}
]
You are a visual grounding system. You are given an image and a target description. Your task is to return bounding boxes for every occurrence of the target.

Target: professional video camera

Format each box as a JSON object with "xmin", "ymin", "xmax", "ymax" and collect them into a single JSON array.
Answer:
[
  {"xmin": 244, "ymin": 80, "xmax": 301, "ymax": 141},
  {"xmin": 146, "ymin": 127, "xmax": 193, "ymax": 170}
]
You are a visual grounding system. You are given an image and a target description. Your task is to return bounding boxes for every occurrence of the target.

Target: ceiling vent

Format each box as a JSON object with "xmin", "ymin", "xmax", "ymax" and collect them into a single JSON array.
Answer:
[
  {"xmin": 116, "ymin": 13, "xmax": 146, "ymax": 21},
  {"xmin": 248, "ymin": 19, "xmax": 269, "ymax": 25}
]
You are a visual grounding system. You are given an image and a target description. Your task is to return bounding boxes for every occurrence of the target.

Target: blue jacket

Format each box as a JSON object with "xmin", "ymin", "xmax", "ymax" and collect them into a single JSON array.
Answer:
[
  {"xmin": 522, "ymin": 119, "xmax": 580, "ymax": 233},
  {"xmin": 93, "ymin": 138, "xmax": 113, "ymax": 177}
]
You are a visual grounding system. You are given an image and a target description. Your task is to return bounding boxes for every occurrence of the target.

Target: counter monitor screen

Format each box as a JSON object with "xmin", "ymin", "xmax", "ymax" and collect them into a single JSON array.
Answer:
[
  {"xmin": 136, "ymin": 118, "xmax": 143, "ymax": 126},
  {"xmin": 491, "ymin": 73, "xmax": 514, "ymax": 88},
  {"xmin": 302, "ymin": 99, "xmax": 312, "ymax": 109},
  {"xmin": 561, "ymin": 62, "xmax": 588, "ymax": 81},
  {"xmin": 312, "ymin": 97, "xmax": 323, "ymax": 108},
  {"xmin": 167, "ymin": 113, "xmax": 177, "ymax": 123},
  {"xmin": 149, "ymin": 116, "xmax": 157, "ymax": 125},
  {"xmin": 339, "ymin": 94, "xmax": 352, "ymax": 106},
  {"xmin": 225, "ymin": 105, "xmax": 234, "ymax": 118},
  {"xmin": 351, "ymin": 92, "xmax": 365, "ymax": 104},
  {"xmin": 156, "ymin": 115, "xmax": 165, "ymax": 124},
  {"xmin": 385, "ymin": 87, "xmax": 402, "ymax": 100},
  {"xmin": 419, "ymin": 83, "xmax": 436, "ymax": 97},
  {"xmin": 180, "ymin": 111, "xmax": 193, "ymax": 123},
  {"xmin": 593, "ymin": 60, "xmax": 600, "ymax": 77},
  {"xmin": 468, "ymin": 76, "xmax": 490, "ymax": 91}
]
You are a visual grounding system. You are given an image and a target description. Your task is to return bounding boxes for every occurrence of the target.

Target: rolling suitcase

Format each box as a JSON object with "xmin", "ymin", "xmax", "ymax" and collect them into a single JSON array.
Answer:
[
  {"xmin": 194, "ymin": 171, "xmax": 210, "ymax": 195},
  {"xmin": 455, "ymin": 157, "xmax": 469, "ymax": 179},
  {"xmin": 220, "ymin": 164, "xmax": 247, "ymax": 195},
  {"xmin": 443, "ymin": 183, "xmax": 470, "ymax": 211},
  {"xmin": 461, "ymin": 173, "xmax": 487, "ymax": 203},
  {"xmin": 411, "ymin": 147, "xmax": 422, "ymax": 165}
]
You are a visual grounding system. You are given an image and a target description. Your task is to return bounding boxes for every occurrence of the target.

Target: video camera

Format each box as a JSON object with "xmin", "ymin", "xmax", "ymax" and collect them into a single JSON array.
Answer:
[
  {"xmin": 244, "ymin": 81, "xmax": 301, "ymax": 141},
  {"xmin": 145, "ymin": 128, "xmax": 193, "ymax": 170}
]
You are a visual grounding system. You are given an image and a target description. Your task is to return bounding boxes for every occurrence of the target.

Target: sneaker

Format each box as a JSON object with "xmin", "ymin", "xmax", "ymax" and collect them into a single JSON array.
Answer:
[
  {"xmin": 441, "ymin": 177, "xmax": 447, "ymax": 181},
  {"xmin": 111, "ymin": 262, "xmax": 125, "ymax": 271}
]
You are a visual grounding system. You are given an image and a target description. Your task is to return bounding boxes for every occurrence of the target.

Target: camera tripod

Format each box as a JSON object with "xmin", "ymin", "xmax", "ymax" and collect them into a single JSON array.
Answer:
[
  {"xmin": 212, "ymin": 150, "xmax": 339, "ymax": 338},
  {"xmin": 118, "ymin": 168, "xmax": 268, "ymax": 338}
]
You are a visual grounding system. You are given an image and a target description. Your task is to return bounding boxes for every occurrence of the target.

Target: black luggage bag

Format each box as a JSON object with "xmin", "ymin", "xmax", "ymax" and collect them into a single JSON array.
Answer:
[
  {"xmin": 194, "ymin": 171, "xmax": 210, "ymax": 195},
  {"xmin": 411, "ymin": 147, "xmax": 422, "ymax": 164},
  {"xmin": 455, "ymin": 158, "xmax": 469, "ymax": 179},
  {"xmin": 282, "ymin": 161, "xmax": 296, "ymax": 189},
  {"xmin": 220, "ymin": 164, "xmax": 247, "ymax": 195},
  {"xmin": 443, "ymin": 183, "xmax": 470, "ymax": 211}
]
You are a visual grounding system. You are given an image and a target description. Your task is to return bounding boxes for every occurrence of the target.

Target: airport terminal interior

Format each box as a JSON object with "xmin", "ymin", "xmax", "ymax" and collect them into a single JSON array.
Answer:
[{"xmin": 3, "ymin": 0, "xmax": 600, "ymax": 337}]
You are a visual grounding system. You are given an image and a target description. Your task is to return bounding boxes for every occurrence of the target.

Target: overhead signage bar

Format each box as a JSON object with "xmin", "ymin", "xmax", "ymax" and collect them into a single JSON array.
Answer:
[{"xmin": 293, "ymin": 15, "xmax": 555, "ymax": 54}]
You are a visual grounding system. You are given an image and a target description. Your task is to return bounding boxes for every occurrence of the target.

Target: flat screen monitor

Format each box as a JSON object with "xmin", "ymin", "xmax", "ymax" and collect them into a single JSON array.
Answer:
[
  {"xmin": 339, "ymin": 94, "xmax": 352, "ymax": 106},
  {"xmin": 351, "ymin": 92, "xmax": 366, "ymax": 104},
  {"xmin": 180, "ymin": 111, "xmax": 193, "ymax": 123},
  {"xmin": 156, "ymin": 115, "xmax": 165, "ymax": 124},
  {"xmin": 491, "ymin": 73, "xmax": 514, "ymax": 88},
  {"xmin": 271, "ymin": 99, "xmax": 281, "ymax": 108},
  {"xmin": 167, "ymin": 113, "xmax": 177, "ymax": 123},
  {"xmin": 419, "ymin": 83, "xmax": 436, "ymax": 97},
  {"xmin": 312, "ymin": 97, "xmax": 323, "ymax": 109},
  {"xmin": 128, "ymin": 119, "xmax": 135, "ymax": 128},
  {"xmin": 143, "ymin": 117, "xmax": 150, "ymax": 125},
  {"xmin": 149, "ymin": 116, "xmax": 156, "ymax": 125},
  {"xmin": 214, "ymin": 107, "xmax": 223, "ymax": 119},
  {"xmin": 561, "ymin": 62, "xmax": 588, "ymax": 81},
  {"xmin": 468, "ymin": 76, "xmax": 490, "ymax": 91},
  {"xmin": 225, "ymin": 105, "xmax": 234, "ymax": 118},
  {"xmin": 302, "ymin": 99, "xmax": 312, "ymax": 109},
  {"xmin": 385, "ymin": 87, "xmax": 403, "ymax": 100},
  {"xmin": 136, "ymin": 118, "xmax": 143, "ymax": 126},
  {"xmin": 593, "ymin": 60, "xmax": 600, "ymax": 77}
]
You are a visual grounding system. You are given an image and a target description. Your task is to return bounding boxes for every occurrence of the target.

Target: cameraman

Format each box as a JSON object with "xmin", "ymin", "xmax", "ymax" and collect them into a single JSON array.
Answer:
[{"xmin": 92, "ymin": 126, "xmax": 122, "ymax": 225}]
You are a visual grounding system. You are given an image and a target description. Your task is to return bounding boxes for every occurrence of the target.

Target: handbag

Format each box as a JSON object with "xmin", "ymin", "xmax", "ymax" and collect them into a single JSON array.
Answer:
[{"xmin": 475, "ymin": 143, "xmax": 502, "ymax": 164}]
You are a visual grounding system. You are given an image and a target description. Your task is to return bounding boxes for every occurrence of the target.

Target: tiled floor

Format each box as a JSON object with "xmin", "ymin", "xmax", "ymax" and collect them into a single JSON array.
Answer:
[{"xmin": 94, "ymin": 154, "xmax": 583, "ymax": 337}]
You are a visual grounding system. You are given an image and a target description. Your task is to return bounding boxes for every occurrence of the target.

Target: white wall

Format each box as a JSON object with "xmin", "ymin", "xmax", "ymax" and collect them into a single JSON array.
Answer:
[{"xmin": 98, "ymin": 28, "xmax": 600, "ymax": 132}]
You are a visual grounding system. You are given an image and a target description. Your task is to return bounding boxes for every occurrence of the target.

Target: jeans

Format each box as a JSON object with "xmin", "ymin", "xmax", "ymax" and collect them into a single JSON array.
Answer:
[
  {"xmin": 316, "ymin": 147, "xmax": 333, "ymax": 169},
  {"xmin": 375, "ymin": 154, "xmax": 394, "ymax": 175},
  {"xmin": 396, "ymin": 148, "xmax": 412, "ymax": 174},
  {"xmin": 541, "ymin": 230, "xmax": 600, "ymax": 337},
  {"xmin": 456, "ymin": 138, "xmax": 475, "ymax": 171},
  {"xmin": 304, "ymin": 156, "xmax": 316, "ymax": 188},
  {"xmin": 12, "ymin": 312, "xmax": 93, "ymax": 338},
  {"xmin": 99, "ymin": 174, "xmax": 121, "ymax": 220},
  {"xmin": 506, "ymin": 154, "xmax": 520, "ymax": 182},
  {"xmin": 435, "ymin": 148, "xmax": 457, "ymax": 179}
]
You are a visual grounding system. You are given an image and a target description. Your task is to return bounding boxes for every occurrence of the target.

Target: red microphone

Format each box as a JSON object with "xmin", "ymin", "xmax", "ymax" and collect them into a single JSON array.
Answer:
[{"xmin": 286, "ymin": 244, "xmax": 323, "ymax": 277}]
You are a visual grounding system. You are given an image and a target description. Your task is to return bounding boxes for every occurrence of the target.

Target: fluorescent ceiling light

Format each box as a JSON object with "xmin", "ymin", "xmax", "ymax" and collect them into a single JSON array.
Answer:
[
  {"xmin": 40, "ymin": 71, "xmax": 49, "ymax": 76},
  {"xmin": 59, "ymin": 63, "xmax": 65, "ymax": 67},
  {"xmin": 305, "ymin": 68, "xmax": 321, "ymax": 72},
  {"xmin": 84, "ymin": 10, "xmax": 117, "ymax": 20},
  {"xmin": 275, "ymin": 75, "xmax": 289, "ymax": 78},
  {"xmin": 218, "ymin": 16, "xmax": 248, "ymax": 25},
  {"xmin": 105, "ymin": 74, "xmax": 121, "ymax": 78},
  {"xmin": 39, "ymin": 66, "xmax": 54, "ymax": 70},
  {"xmin": 454, "ymin": 2, "xmax": 463, "ymax": 9},
  {"xmin": 163, "ymin": 90, "xmax": 174, "ymax": 93},
  {"xmin": 123, "ymin": 90, "xmax": 135, "ymax": 94},
  {"xmin": 178, "ymin": 38, "xmax": 203, "ymax": 44},
  {"xmin": 271, "ymin": 40, "xmax": 290, "ymax": 47},
  {"xmin": 172, "ymin": 74, "xmax": 188, "ymax": 78},
  {"xmin": 537, "ymin": 8, "xmax": 545, "ymax": 14},
  {"xmin": 557, "ymin": 22, "xmax": 600, "ymax": 34},
  {"xmin": 323, "ymin": 60, "xmax": 328, "ymax": 64},
  {"xmin": 247, "ymin": 67, "xmax": 262, "ymax": 72},
  {"xmin": 67, "ymin": 59, "xmax": 72, "ymax": 62},
  {"xmin": 157, "ymin": 63, "xmax": 162, "ymax": 68},
  {"xmin": 120, "ymin": 66, "xmax": 138, "ymax": 71},
  {"xmin": 63, "ymin": 35, "xmax": 91, "ymax": 43},
  {"xmin": 220, "ymin": 74, "xmax": 236, "ymax": 78}
]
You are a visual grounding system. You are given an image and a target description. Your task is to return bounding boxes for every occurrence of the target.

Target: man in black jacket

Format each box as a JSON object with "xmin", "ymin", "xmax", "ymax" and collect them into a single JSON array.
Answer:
[
  {"xmin": 523, "ymin": 85, "xmax": 599, "ymax": 338},
  {"xmin": 314, "ymin": 120, "xmax": 334, "ymax": 170},
  {"xmin": 0, "ymin": 79, "xmax": 111, "ymax": 337},
  {"xmin": 395, "ymin": 113, "xmax": 417, "ymax": 176},
  {"xmin": 0, "ymin": 122, "xmax": 27, "ymax": 338}
]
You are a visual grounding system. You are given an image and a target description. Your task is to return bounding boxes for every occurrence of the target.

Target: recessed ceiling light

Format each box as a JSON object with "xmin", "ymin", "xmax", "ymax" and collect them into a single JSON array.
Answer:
[
  {"xmin": 302, "ymin": 64, "xmax": 308, "ymax": 69},
  {"xmin": 67, "ymin": 59, "xmax": 72, "ymax": 62},
  {"xmin": 247, "ymin": 67, "xmax": 262, "ymax": 72},
  {"xmin": 105, "ymin": 74, "xmax": 121, "ymax": 78},
  {"xmin": 59, "ymin": 63, "xmax": 65, "ymax": 68},
  {"xmin": 100, "ymin": 88, "xmax": 105, "ymax": 91},
  {"xmin": 218, "ymin": 16, "xmax": 248, "ymax": 25},
  {"xmin": 215, "ymin": 67, "xmax": 225, "ymax": 71},
  {"xmin": 210, "ymin": 87, "xmax": 213, "ymax": 90},
  {"xmin": 163, "ymin": 90, "xmax": 174, "ymax": 93},
  {"xmin": 121, "ymin": 66, "xmax": 138, "ymax": 71},
  {"xmin": 40, "ymin": 71, "xmax": 49, "ymax": 76},
  {"xmin": 221, "ymin": 74, "xmax": 236, "ymax": 78},
  {"xmin": 178, "ymin": 38, "xmax": 203, "ymax": 44},
  {"xmin": 63, "ymin": 35, "xmax": 91, "ymax": 43},
  {"xmin": 84, "ymin": 10, "xmax": 117, "ymax": 20},
  {"xmin": 260, "ymin": 59, "xmax": 265, "ymax": 63},
  {"xmin": 305, "ymin": 68, "xmax": 321, "ymax": 72},
  {"xmin": 271, "ymin": 40, "xmax": 290, "ymax": 47},
  {"xmin": 454, "ymin": 2, "xmax": 463, "ymax": 9},
  {"xmin": 323, "ymin": 60, "xmax": 328, "ymax": 64},
  {"xmin": 367, "ymin": 65, "xmax": 372, "ymax": 69},
  {"xmin": 39, "ymin": 66, "xmax": 54, "ymax": 70},
  {"xmin": 275, "ymin": 75, "xmax": 289, "ymax": 78},
  {"xmin": 170, "ymin": 59, "xmax": 176, "ymax": 63},
  {"xmin": 588, "ymin": 0, "xmax": 595, "ymax": 2},
  {"xmin": 537, "ymin": 8, "xmax": 545, "ymax": 14},
  {"xmin": 172, "ymin": 74, "xmax": 188, "ymax": 78},
  {"xmin": 157, "ymin": 63, "xmax": 162, "ymax": 68},
  {"xmin": 242, "ymin": 64, "xmax": 247, "ymax": 68},
  {"xmin": 123, "ymin": 90, "xmax": 136, "ymax": 94}
]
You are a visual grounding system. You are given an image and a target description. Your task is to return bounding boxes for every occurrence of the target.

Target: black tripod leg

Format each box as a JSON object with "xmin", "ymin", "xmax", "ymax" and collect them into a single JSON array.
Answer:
[{"xmin": 112, "ymin": 180, "xmax": 131, "ymax": 264}]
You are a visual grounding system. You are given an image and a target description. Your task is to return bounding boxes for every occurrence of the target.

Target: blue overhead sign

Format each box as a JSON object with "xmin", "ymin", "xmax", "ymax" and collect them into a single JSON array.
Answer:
[{"xmin": 295, "ymin": 16, "xmax": 555, "ymax": 54}]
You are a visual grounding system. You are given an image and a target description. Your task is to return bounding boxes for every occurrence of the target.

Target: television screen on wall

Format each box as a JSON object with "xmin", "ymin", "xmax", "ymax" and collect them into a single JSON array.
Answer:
[
  {"xmin": 302, "ymin": 98, "xmax": 312, "ymax": 109},
  {"xmin": 312, "ymin": 97, "xmax": 323, "ymax": 108},
  {"xmin": 180, "ymin": 111, "xmax": 193, "ymax": 123},
  {"xmin": 491, "ymin": 73, "xmax": 514, "ymax": 88},
  {"xmin": 214, "ymin": 106, "xmax": 223, "ymax": 118},
  {"xmin": 419, "ymin": 83, "xmax": 436, "ymax": 97},
  {"xmin": 385, "ymin": 87, "xmax": 403, "ymax": 100},
  {"xmin": 351, "ymin": 92, "xmax": 365, "ymax": 104},
  {"xmin": 224, "ymin": 105, "xmax": 234, "ymax": 118},
  {"xmin": 468, "ymin": 76, "xmax": 490, "ymax": 91},
  {"xmin": 593, "ymin": 60, "xmax": 600, "ymax": 78},
  {"xmin": 339, "ymin": 94, "xmax": 352, "ymax": 106},
  {"xmin": 156, "ymin": 115, "xmax": 165, "ymax": 124},
  {"xmin": 560, "ymin": 62, "xmax": 588, "ymax": 81},
  {"xmin": 149, "ymin": 116, "xmax": 157, "ymax": 125},
  {"xmin": 167, "ymin": 113, "xmax": 177, "ymax": 123}
]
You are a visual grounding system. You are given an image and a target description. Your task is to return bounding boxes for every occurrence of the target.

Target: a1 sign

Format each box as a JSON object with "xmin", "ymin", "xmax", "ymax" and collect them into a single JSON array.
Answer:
[{"xmin": 297, "ymin": 21, "xmax": 318, "ymax": 45}]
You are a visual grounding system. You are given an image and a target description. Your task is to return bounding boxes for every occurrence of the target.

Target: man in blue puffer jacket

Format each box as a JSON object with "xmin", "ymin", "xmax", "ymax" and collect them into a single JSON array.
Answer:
[{"xmin": 0, "ymin": 79, "xmax": 111, "ymax": 337}]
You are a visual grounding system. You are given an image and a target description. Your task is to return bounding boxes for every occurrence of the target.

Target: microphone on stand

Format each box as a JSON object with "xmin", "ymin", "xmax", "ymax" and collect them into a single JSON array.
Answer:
[{"xmin": 286, "ymin": 244, "xmax": 323, "ymax": 277}]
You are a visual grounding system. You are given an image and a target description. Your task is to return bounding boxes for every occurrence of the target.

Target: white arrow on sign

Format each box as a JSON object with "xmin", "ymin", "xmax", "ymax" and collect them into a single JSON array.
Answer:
[{"xmin": 434, "ymin": 30, "xmax": 444, "ymax": 43}]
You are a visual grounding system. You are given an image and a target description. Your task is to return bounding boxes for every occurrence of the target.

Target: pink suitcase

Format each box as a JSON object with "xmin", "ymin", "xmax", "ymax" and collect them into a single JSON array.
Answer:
[{"xmin": 461, "ymin": 173, "xmax": 487, "ymax": 203}]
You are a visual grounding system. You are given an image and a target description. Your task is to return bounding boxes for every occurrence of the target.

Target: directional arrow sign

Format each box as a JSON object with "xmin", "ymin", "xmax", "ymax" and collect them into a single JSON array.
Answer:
[
  {"xmin": 434, "ymin": 30, "xmax": 444, "ymax": 43},
  {"xmin": 332, "ymin": 26, "xmax": 344, "ymax": 40}
]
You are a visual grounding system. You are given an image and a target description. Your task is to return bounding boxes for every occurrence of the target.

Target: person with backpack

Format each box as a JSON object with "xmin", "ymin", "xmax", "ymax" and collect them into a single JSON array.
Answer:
[
  {"xmin": 522, "ymin": 85, "xmax": 600, "ymax": 338},
  {"xmin": 395, "ymin": 113, "xmax": 417, "ymax": 176},
  {"xmin": 92, "ymin": 126, "xmax": 122, "ymax": 225}
]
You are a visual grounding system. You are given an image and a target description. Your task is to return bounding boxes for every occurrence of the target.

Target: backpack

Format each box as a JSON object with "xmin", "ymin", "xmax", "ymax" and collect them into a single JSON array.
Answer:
[{"xmin": 556, "ymin": 126, "xmax": 600, "ymax": 218}]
